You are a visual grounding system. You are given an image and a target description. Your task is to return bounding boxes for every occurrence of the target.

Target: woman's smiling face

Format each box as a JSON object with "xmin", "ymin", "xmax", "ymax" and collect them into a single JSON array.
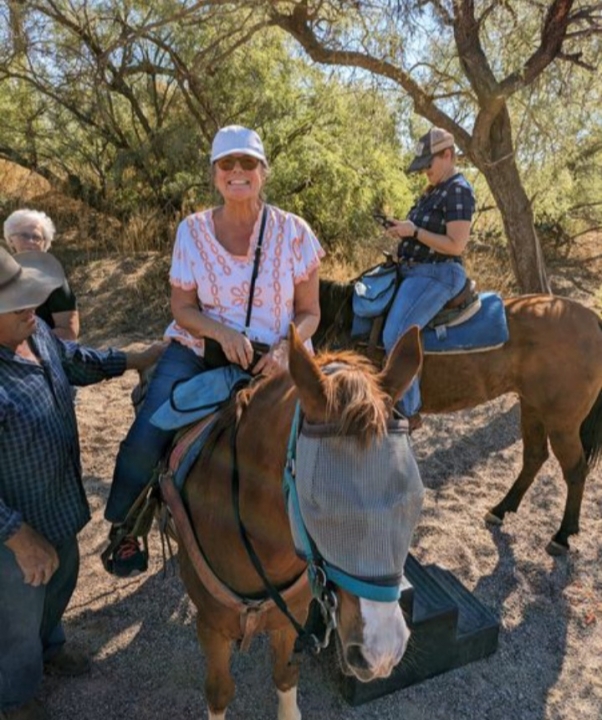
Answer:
[{"xmin": 213, "ymin": 154, "xmax": 265, "ymax": 203}]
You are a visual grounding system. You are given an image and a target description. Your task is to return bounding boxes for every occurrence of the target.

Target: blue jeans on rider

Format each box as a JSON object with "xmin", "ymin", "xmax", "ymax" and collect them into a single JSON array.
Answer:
[
  {"xmin": 0, "ymin": 535, "xmax": 78, "ymax": 711},
  {"xmin": 105, "ymin": 341, "xmax": 207, "ymax": 524},
  {"xmin": 382, "ymin": 261, "xmax": 466, "ymax": 417}
]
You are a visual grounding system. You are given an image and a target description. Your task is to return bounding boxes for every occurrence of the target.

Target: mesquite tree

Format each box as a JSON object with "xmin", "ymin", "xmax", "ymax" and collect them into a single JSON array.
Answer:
[{"xmin": 261, "ymin": 0, "xmax": 602, "ymax": 292}]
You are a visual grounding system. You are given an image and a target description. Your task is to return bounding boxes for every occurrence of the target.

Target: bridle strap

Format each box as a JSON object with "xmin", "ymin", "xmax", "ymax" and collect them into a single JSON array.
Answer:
[
  {"xmin": 230, "ymin": 417, "xmax": 322, "ymax": 654},
  {"xmin": 284, "ymin": 399, "xmax": 403, "ymax": 603}
]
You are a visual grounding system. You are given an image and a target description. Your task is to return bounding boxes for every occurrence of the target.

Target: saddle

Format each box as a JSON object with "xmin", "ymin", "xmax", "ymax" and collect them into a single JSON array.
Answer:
[{"xmin": 356, "ymin": 269, "xmax": 480, "ymax": 362}]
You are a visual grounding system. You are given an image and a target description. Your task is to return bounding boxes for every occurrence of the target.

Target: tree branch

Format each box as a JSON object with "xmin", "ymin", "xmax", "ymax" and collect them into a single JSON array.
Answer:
[
  {"xmin": 269, "ymin": 3, "xmax": 472, "ymax": 148},
  {"xmin": 498, "ymin": 0, "xmax": 575, "ymax": 96}
]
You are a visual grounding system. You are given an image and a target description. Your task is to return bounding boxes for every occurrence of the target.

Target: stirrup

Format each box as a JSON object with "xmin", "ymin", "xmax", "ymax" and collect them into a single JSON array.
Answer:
[{"xmin": 100, "ymin": 472, "xmax": 161, "ymax": 572}]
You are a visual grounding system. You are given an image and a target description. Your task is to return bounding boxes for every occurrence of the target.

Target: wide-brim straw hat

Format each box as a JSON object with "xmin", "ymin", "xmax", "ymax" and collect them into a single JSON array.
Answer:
[{"xmin": 0, "ymin": 247, "xmax": 65, "ymax": 313}]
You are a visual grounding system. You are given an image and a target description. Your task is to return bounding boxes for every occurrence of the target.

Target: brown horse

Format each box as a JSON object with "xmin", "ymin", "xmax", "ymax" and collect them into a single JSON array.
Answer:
[
  {"xmin": 175, "ymin": 325, "xmax": 423, "ymax": 719},
  {"xmin": 317, "ymin": 282, "xmax": 602, "ymax": 555}
]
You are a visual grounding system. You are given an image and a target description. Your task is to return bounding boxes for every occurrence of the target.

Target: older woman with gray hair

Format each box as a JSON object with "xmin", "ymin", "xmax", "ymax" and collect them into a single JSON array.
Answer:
[{"xmin": 3, "ymin": 209, "xmax": 80, "ymax": 341}]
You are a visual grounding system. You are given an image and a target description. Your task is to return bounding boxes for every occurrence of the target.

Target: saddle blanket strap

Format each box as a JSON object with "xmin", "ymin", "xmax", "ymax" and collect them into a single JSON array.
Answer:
[{"xmin": 169, "ymin": 414, "xmax": 217, "ymax": 489}]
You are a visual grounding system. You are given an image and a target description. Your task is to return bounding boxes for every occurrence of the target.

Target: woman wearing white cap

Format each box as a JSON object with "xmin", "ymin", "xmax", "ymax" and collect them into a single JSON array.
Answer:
[
  {"xmin": 381, "ymin": 127, "xmax": 475, "ymax": 431},
  {"xmin": 104, "ymin": 125, "xmax": 324, "ymax": 576}
]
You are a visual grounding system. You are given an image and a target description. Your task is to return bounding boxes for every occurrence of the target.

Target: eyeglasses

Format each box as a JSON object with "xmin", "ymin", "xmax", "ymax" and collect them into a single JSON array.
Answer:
[
  {"xmin": 11, "ymin": 232, "xmax": 45, "ymax": 243},
  {"xmin": 215, "ymin": 155, "xmax": 261, "ymax": 171}
]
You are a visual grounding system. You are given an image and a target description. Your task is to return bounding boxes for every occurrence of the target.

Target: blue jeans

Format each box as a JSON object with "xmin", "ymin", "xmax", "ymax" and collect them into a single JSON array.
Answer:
[
  {"xmin": 382, "ymin": 261, "xmax": 466, "ymax": 417},
  {"xmin": 106, "ymin": 341, "xmax": 207, "ymax": 524},
  {"xmin": 0, "ymin": 535, "xmax": 79, "ymax": 711}
]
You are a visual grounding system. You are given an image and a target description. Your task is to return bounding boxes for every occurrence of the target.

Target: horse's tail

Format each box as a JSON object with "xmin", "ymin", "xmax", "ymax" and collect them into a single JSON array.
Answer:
[
  {"xmin": 581, "ymin": 319, "xmax": 602, "ymax": 469},
  {"xmin": 581, "ymin": 389, "xmax": 602, "ymax": 469}
]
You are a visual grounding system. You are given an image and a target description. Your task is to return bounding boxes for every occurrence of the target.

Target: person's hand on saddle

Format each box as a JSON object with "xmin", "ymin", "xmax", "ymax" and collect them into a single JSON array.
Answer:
[
  {"xmin": 5, "ymin": 523, "xmax": 60, "ymax": 587},
  {"xmin": 252, "ymin": 338, "xmax": 289, "ymax": 376},
  {"xmin": 385, "ymin": 219, "xmax": 417, "ymax": 239},
  {"xmin": 214, "ymin": 326, "xmax": 256, "ymax": 369},
  {"xmin": 126, "ymin": 341, "xmax": 169, "ymax": 372}
]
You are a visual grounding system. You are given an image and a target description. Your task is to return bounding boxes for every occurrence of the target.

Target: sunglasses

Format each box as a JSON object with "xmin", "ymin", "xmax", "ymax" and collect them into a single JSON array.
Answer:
[{"xmin": 215, "ymin": 155, "xmax": 261, "ymax": 171}]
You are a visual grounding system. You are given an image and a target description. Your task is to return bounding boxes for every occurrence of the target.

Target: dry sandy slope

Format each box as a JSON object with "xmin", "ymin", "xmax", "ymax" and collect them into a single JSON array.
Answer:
[{"xmin": 39, "ymin": 241, "xmax": 602, "ymax": 720}]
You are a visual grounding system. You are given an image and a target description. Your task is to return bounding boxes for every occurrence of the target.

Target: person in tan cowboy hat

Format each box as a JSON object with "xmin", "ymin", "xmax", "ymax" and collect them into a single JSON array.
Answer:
[
  {"xmin": 380, "ymin": 127, "xmax": 475, "ymax": 432},
  {"xmin": 0, "ymin": 247, "xmax": 164, "ymax": 720}
]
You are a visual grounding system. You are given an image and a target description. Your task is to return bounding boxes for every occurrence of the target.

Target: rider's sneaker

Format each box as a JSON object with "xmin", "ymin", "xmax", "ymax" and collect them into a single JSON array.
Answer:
[{"xmin": 105, "ymin": 531, "xmax": 148, "ymax": 577}]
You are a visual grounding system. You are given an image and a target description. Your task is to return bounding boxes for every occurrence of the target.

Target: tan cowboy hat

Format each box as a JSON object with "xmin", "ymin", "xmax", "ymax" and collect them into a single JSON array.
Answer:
[{"xmin": 0, "ymin": 247, "xmax": 65, "ymax": 313}]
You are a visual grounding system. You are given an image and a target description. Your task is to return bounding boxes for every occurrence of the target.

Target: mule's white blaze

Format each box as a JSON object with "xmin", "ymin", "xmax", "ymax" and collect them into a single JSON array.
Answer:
[
  {"xmin": 208, "ymin": 711, "xmax": 226, "ymax": 720},
  {"xmin": 277, "ymin": 686, "xmax": 301, "ymax": 720},
  {"xmin": 359, "ymin": 598, "xmax": 409, "ymax": 678}
]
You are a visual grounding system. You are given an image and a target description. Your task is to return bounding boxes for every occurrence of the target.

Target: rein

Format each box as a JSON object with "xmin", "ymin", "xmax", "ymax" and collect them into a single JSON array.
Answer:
[{"xmin": 230, "ymin": 417, "xmax": 333, "ymax": 654}]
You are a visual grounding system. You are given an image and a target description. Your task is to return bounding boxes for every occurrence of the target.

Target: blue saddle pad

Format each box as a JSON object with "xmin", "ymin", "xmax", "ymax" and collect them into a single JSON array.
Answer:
[
  {"xmin": 151, "ymin": 365, "xmax": 251, "ymax": 431},
  {"xmin": 422, "ymin": 292, "xmax": 508, "ymax": 353}
]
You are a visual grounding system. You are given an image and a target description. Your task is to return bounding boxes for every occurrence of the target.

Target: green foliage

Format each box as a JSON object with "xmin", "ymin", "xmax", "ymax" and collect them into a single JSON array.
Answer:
[
  {"xmin": 262, "ymin": 78, "xmax": 414, "ymax": 254},
  {"xmin": 0, "ymin": 7, "xmax": 412, "ymax": 252}
]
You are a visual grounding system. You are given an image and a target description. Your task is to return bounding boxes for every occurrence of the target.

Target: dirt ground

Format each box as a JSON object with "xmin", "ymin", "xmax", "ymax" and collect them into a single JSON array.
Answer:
[{"xmin": 39, "ymin": 234, "xmax": 602, "ymax": 720}]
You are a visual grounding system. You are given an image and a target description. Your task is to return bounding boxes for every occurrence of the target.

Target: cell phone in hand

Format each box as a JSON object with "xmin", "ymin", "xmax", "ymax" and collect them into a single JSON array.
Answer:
[{"xmin": 373, "ymin": 211, "xmax": 396, "ymax": 229}]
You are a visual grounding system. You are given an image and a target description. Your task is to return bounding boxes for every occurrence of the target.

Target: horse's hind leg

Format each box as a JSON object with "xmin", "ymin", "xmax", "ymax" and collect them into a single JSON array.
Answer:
[
  {"xmin": 546, "ymin": 429, "xmax": 588, "ymax": 555},
  {"xmin": 487, "ymin": 403, "xmax": 549, "ymax": 526},
  {"xmin": 270, "ymin": 627, "xmax": 301, "ymax": 720},
  {"xmin": 197, "ymin": 619, "xmax": 234, "ymax": 720}
]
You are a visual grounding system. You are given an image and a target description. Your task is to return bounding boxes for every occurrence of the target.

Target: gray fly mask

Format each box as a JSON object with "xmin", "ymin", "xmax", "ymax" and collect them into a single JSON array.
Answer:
[{"xmin": 287, "ymin": 414, "xmax": 424, "ymax": 598}]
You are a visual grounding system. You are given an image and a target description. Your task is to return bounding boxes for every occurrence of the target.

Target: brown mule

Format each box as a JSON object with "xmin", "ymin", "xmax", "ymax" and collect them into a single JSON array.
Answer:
[
  {"xmin": 173, "ymin": 325, "xmax": 423, "ymax": 719},
  {"xmin": 317, "ymin": 285, "xmax": 602, "ymax": 555}
]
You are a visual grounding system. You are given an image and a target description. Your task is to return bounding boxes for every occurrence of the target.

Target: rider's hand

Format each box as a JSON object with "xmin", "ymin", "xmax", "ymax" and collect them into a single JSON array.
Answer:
[
  {"xmin": 386, "ymin": 220, "xmax": 416, "ymax": 239},
  {"xmin": 5, "ymin": 524, "xmax": 59, "ymax": 587},
  {"xmin": 215, "ymin": 327, "xmax": 254, "ymax": 369},
  {"xmin": 252, "ymin": 339, "xmax": 289, "ymax": 376}
]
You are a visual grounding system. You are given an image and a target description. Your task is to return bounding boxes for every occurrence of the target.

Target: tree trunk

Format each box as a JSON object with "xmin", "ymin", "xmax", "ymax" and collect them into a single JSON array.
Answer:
[
  {"xmin": 481, "ymin": 161, "xmax": 551, "ymax": 294},
  {"xmin": 471, "ymin": 108, "xmax": 551, "ymax": 294}
]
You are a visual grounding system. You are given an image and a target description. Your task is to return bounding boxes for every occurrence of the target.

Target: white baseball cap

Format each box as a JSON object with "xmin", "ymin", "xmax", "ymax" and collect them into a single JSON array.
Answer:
[{"xmin": 210, "ymin": 125, "xmax": 267, "ymax": 165}]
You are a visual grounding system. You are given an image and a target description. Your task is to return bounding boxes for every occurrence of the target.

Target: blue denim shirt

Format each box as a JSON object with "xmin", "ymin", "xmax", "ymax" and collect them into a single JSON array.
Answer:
[{"xmin": 0, "ymin": 320, "xmax": 126, "ymax": 544}]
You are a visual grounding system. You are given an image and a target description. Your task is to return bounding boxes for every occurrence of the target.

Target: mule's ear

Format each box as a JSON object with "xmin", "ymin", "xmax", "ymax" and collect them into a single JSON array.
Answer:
[
  {"xmin": 288, "ymin": 324, "xmax": 328, "ymax": 422},
  {"xmin": 378, "ymin": 325, "xmax": 423, "ymax": 404}
]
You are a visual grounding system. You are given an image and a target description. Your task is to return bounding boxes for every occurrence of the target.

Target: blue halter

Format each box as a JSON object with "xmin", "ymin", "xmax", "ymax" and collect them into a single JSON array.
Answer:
[{"xmin": 283, "ymin": 402, "xmax": 402, "ymax": 603}]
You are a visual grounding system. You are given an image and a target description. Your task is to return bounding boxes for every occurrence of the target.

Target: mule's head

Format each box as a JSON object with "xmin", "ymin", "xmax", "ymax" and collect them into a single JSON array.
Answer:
[{"xmin": 288, "ymin": 324, "xmax": 424, "ymax": 682}]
